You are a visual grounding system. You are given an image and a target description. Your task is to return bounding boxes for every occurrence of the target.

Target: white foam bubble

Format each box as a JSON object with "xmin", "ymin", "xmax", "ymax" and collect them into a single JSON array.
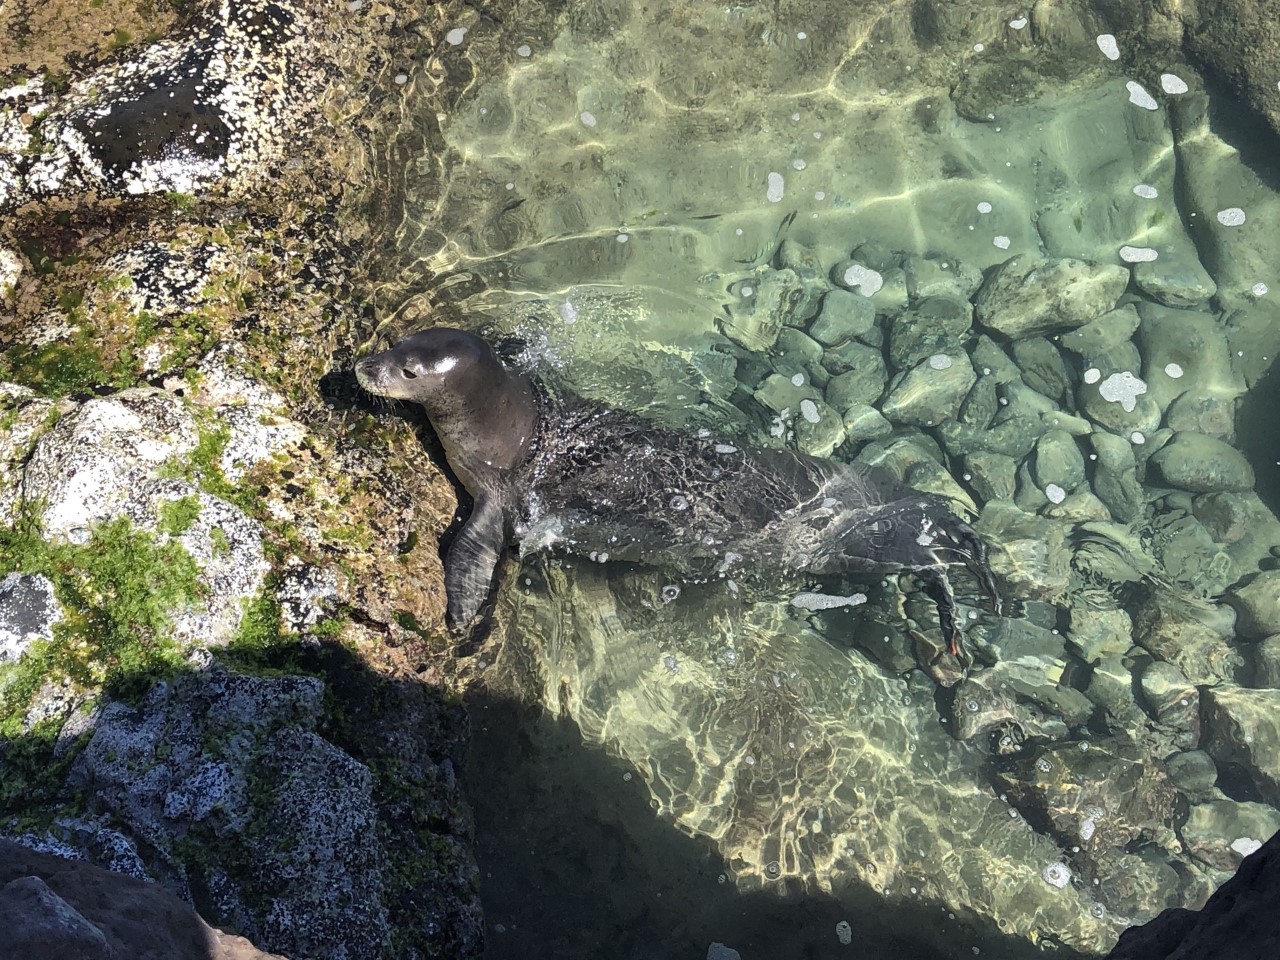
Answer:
[
  {"xmin": 1217, "ymin": 207, "xmax": 1246, "ymax": 226},
  {"xmin": 715, "ymin": 444, "xmax": 738, "ymax": 454},
  {"xmin": 394, "ymin": 73, "xmax": 409, "ymax": 85},
  {"xmin": 616, "ymin": 233, "xmax": 629, "ymax": 243},
  {"xmin": 1160, "ymin": 73, "xmax": 1188, "ymax": 94},
  {"xmin": 767, "ymin": 172, "xmax": 785, "ymax": 203},
  {"xmin": 1231, "ymin": 837, "xmax": 1263, "ymax": 857},
  {"xmin": 973, "ymin": 43, "xmax": 985, "ymax": 52},
  {"xmin": 792, "ymin": 158, "xmax": 807, "ymax": 170},
  {"xmin": 1045, "ymin": 483, "xmax": 1067, "ymax": 504},
  {"xmin": 580, "ymin": 111, "xmax": 597, "ymax": 127},
  {"xmin": 1009, "ymin": 17, "xmax": 1028, "ymax": 29},
  {"xmin": 841, "ymin": 263, "xmax": 883, "ymax": 296},
  {"xmin": 790, "ymin": 373, "xmax": 805, "ymax": 386},
  {"xmin": 800, "ymin": 398, "xmax": 821, "ymax": 423},
  {"xmin": 1130, "ymin": 431, "xmax": 1146, "ymax": 444},
  {"xmin": 791, "ymin": 591, "xmax": 867, "ymax": 611},
  {"xmin": 977, "ymin": 201, "xmax": 993, "ymax": 213},
  {"xmin": 1126, "ymin": 81, "xmax": 1158, "ymax": 110},
  {"xmin": 1133, "ymin": 184, "xmax": 1158, "ymax": 199},
  {"xmin": 1120, "ymin": 245, "xmax": 1158, "ymax": 263},
  {"xmin": 1252, "ymin": 282, "xmax": 1270, "ymax": 297},
  {"xmin": 929, "ymin": 354, "xmax": 953, "ymax": 370},
  {"xmin": 1084, "ymin": 367, "xmax": 1101, "ymax": 384},
  {"xmin": 445, "ymin": 26, "xmax": 467, "ymax": 45},
  {"xmin": 797, "ymin": 31, "xmax": 808, "ymax": 40},
  {"xmin": 558, "ymin": 301, "xmax": 578, "ymax": 324},
  {"xmin": 814, "ymin": 191, "xmax": 826, "ymax": 200},
  {"xmin": 1164, "ymin": 362, "xmax": 1184, "ymax": 379},
  {"xmin": 516, "ymin": 44, "xmax": 532, "ymax": 57},
  {"xmin": 1096, "ymin": 35, "xmax": 1120, "ymax": 60},
  {"xmin": 993, "ymin": 235, "xmax": 1011, "ymax": 249},
  {"xmin": 1099, "ymin": 371, "xmax": 1148, "ymax": 412},
  {"xmin": 741, "ymin": 285, "xmax": 754, "ymax": 297},
  {"xmin": 1042, "ymin": 861, "xmax": 1072, "ymax": 888}
]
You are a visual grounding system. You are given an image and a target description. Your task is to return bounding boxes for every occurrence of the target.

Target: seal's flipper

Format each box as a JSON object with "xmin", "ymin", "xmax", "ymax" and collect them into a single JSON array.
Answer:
[{"xmin": 445, "ymin": 493, "xmax": 507, "ymax": 627}]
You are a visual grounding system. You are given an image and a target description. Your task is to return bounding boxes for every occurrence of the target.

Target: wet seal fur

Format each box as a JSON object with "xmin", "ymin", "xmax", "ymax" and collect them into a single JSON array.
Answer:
[{"xmin": 355, "ymin": 327, "xmax": 1000, "ymax": 653}]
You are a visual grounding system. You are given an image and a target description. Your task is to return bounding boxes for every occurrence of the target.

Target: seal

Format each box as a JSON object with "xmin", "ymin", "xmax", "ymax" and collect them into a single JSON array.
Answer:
[{"xmin": 355, "ymin": 327, "xmax": 1000, "ymax": 653}]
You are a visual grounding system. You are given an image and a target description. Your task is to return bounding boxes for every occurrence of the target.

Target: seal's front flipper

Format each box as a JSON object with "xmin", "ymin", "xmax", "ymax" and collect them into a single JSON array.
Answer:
[{"xmin": 445, "ymin": 493, "xmax": 507, "ymax": 628}]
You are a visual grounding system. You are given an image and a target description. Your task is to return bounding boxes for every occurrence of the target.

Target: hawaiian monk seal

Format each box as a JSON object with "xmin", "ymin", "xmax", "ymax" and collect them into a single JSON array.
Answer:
[{"xmin": 355, "ymin": 327, "xmax": 999, "ymax": 653}]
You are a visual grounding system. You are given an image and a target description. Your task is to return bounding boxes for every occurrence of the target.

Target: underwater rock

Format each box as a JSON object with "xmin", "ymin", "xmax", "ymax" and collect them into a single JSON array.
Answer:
[
  {"xmin": 774, "ymin": 239, "xmax": 829, "ymax": 324},
  {"xmin": 973, "ymin": 255, "xmax": 1129, "ymax": 339},
  {"xmin": 1138, "ymin": 661, "xmax": 1200, "ymax": 747},
  {"xmin": 1032, "ymin": 429, "xmax": 1086, "ymax": 495},
  {"xmin": 1068, "ymin": 605, "xmax": 1133, "ymax": 663},
  {"xmin": 936, "ymin": 414, "xmax": 1043, "ymax": 460},
  {"xmin": 997, "ymin": 740, "xmax": 1177, "ymax": 858},
  {"xmin": 822, "ymin": 347, "xmax": 887, "ymax": 410},
  {"xmin": 1222, "ymin": 300, "xmax": 1280, "ymax": 389},
  {"xmin": 970, "ymin": 335, "xmax": 1023, "ymax": 384},
  {"xmin": 774, "ymin": 328, "xmax": 827, "ymax": 387},
  {"xmin": 1133, "ymin": 591, "xmax": 1242, "ymax": 685},
  {"xmin": 1201, "ymin": 684, "xmax": 1280, "ymax": 806},
  {"xmin": 1088, "ymin": 847, "xmax": 1184, "ymax": 923},
  {"xmin": 1181, "ymin": 800, "xmax": 1280, "ymax": 871},
  {"xmin": 1226, "ymin": 570, "xmax": 1280, "ymax": 639},
  {"xmin": 839, "ymin": 403, "xmax": 893, "ymax": 442},
  {"xmin": 1255, "ymin": 636, "xmax": 1280, "ymax": 689},
  {"xmin": 793, "ymin": 399, "xmax": 846, "ymax": 458},
  {"xmin": 1131, "ymin": 254, "xmax": 1217, "ymax": 308},
  {"xmin": 752, "ymin": 371, "xmax": 820, "ymax": 416},
  {"xmin": 1164, "ymin": 750, "xmax": 1219, "ymax": 804},
  {"xmin": 2, "ymin": 0, "xmax": 322, "ymax": 208},
  {"xmin": 808, "ymin": 288, "xmax": 875, "ymax": 345},
  {"xmin": 720, "ymin": 268, "xmax": 806, "ymax": 352},
  {"xmin": 959, "ymin": 376, "xmax": 999, "ymax": 428},
  {"xmin": 1164, "ymin": 390, "xmax": 1236, "ymax": 440},
  {"xmin": 1148, "ymin": 512, "xmax": 1234, "ymax": 598},
  {"xmin": 1011, "ymin": 337, "xmax": 1073, "ymax": 405},
  {"xmin": 1091, "ymin": 469, "xmax": 1147, "ymax": 523},
  {"xmin": 886, "ymin": 296, "xmax": 971, "ymax": 371},
  {"xmin": 1149, "ymin": 432, "xmax": 1255, "ymax": 493},
  {"xmin": 1135, "ymin": 303, "xmax": 1240, "ymax": 413},
  {"xmin": 963, "ymin": 450, "xmax": 1017, "ymax": 504},
  {"xmin": 1086, "ymin": 654, "xmax": 1146, "ymax": 730},
  {"xmin": 1193, "ymin": 492, "xmax": 1280, "ymax": 582},
  {"xmin": 880, "ymin": 352, "xmax": 976, "ymax": 426},
  {"xmin": 976, "ymin": 501, "xmax": 1070, "ymax": 602},
  {"xmin": 0, "ymin": 573, "xmax": 62, "ymax": 664},
  {"xmin": 901, "ymin": 254, "xmax": 982, "ymax": 302},
  {"xmin": 1061, "ymin": 305, "xmax": 1142, "ymax": 357},
  {"xmin": 1079, "ymin": 374, "xmax": 1162, "ymax": 437},
  {"xmin": 950, "ymin": 670, "xmax": 1019, "ymax": 741}
]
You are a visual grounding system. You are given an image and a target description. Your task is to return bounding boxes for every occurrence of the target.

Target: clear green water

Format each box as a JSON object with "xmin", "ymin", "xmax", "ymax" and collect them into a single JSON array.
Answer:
[{"xmin": 381, "ymin": 3, "xmax": 1280, "ymax": 957}]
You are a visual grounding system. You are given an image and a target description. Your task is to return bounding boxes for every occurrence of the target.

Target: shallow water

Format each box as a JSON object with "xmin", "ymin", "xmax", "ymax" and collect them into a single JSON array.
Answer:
[{"xmin": 386, "ymin": 2, "xmax": 1280, "ymax": 957}]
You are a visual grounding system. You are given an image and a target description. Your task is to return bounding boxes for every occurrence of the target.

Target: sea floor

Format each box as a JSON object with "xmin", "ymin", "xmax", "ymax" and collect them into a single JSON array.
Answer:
[{"xmin": 387, "ymin": 2, "xmax": 1280, "ymax": 956}]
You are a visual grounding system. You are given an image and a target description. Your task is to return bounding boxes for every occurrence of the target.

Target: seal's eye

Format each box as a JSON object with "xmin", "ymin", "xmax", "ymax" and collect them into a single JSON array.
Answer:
[{"xmin": 401, "ymin": 368, "xmax": 418, "ymax": 379}]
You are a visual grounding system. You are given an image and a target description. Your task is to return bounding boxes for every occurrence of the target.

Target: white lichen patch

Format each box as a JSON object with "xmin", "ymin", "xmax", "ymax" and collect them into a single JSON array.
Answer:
[{"xmin": 1098, "ymin": 371, "xmax": 1147, "ymax": 412}]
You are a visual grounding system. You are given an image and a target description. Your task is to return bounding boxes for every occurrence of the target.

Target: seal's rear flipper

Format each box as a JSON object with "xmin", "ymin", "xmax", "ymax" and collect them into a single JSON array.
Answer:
[{"xmin": 445, "ymin": 492, "xmax": 507, "ymax": 628}]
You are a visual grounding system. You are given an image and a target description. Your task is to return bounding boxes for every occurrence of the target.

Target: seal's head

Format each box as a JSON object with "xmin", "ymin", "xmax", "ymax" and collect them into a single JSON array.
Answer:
[{"xmin": 355, "ymin": 327, "xmax": 538, "ymax": 478}]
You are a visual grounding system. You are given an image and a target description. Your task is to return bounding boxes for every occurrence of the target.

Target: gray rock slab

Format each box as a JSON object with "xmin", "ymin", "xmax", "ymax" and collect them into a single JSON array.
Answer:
[
  {"xmin": 1149, "ymin": 432, "xmax": 1255, "ymax": 493},
  {"xmin": 974, "ymin": 255, "xmax": 1129, "ymax": 338},
  {"xmin": 1202, "ymin": 684, "xmax": 1280, "ymax": 806}
]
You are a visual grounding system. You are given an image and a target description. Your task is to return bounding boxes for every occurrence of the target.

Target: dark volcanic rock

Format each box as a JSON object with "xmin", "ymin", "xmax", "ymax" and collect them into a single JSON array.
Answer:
[{"xmin": 0, "ymin": 840, "xmax": 281, "ymax": 960}]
